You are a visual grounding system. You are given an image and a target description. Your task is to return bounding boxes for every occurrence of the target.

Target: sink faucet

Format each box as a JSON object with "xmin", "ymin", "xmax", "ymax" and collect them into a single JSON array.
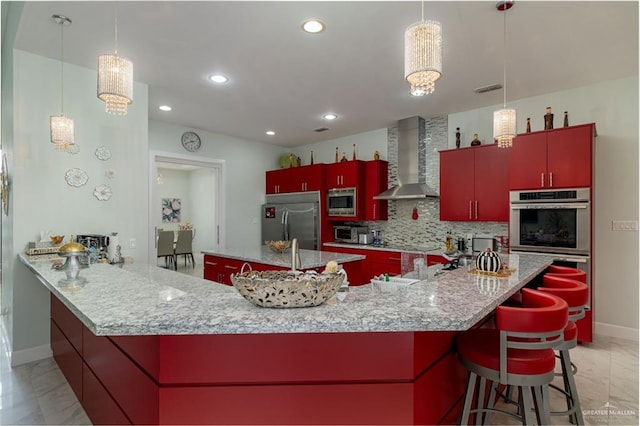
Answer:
[{"xmin": 291, "ymin": 238, "xmax": 301, "ymax": 271}]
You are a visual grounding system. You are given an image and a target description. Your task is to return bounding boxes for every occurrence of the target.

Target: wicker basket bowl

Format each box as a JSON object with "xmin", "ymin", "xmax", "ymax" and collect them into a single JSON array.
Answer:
[
  {"xmin": 231, "ymin": 270, "xmax": 344, "ymax": 308},
  {"xmin": 265, "ymin": 240, "xmax": 291, "ymax": 253}
]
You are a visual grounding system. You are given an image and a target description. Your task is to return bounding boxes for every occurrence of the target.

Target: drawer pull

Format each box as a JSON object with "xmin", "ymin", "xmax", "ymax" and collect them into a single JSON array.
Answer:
[
  {"xmin": 224, "ymin": 265, "xmax": 239, "ymax": 270},
  {"xmin": 205, "ymin": 261, "xmax": 218, "ymax": 266}
]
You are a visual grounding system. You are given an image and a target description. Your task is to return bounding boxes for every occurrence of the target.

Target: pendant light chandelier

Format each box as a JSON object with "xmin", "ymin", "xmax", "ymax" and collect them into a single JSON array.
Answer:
[
  {"xmin": 97, "ymin": 9, "xmax": 133, "ymax": 115},
  {"xmin": 50, "ymin": 14, "xmax": 75, "ymax": 151},
  {"xmin": 493, "ymin": 1, "xmax": 516, "ymax": 148},
  {"xmin": 404, "ymin": 0, "xmax": 442, "ymax": 96}
]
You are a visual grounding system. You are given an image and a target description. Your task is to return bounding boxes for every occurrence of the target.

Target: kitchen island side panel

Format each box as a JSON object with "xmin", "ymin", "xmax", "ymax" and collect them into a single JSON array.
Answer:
[{"xmin": 51, "ymin": 295, "xmax": 465, "ymax": 425}]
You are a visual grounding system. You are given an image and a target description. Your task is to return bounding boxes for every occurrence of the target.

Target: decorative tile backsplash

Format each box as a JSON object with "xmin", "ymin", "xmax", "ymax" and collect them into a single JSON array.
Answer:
[{"xmin": 363, "ymin": 115, "xmax": 508, "ymax": 250}]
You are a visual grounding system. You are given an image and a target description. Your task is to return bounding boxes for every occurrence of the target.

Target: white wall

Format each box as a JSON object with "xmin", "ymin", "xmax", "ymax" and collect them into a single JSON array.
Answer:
[
  {"xmin": 4, "ymin": 49, "xmax": 149, "ymax": 360},
  {"xmin": 189, "ymin": 168, "xmax": 216, "ymax": 255},
  {"xmin": 289, "ymin": 128, "xmax": 388, "ymax": 165},
  {"xmin": 449, "ymin": 76, "xmax": 639, "ymax": 333},
  {"xmin": 148, "ymin": 120, "xmax": 283, "ymax": 249}
]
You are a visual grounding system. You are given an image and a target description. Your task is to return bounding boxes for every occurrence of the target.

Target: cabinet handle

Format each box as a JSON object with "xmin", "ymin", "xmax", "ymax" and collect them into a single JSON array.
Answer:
[
  {"xmin": 541, "ymin": 173, "xmax": 544, "ymax": 187},
  {"xmin": 205, "ymin": 261, "xmax": 218, "ymax": 266},
  {"xmin": 224, "ymin": 265, "xmax": 238, "ymax": 270},
  {"xmin": 469, "ymin": 201, "xmax": 473, "ymax": 220},
  {"xmin": 549, "ymin": 172, "xmax": 553, "ymax": 187},
  {"xmin": 389, "ymin": 257, "xmax": 401, "ymax": 261},
  {"xmin": 475, "ymin": 200, "xmax": 479, "ymax": 220},
  {"xmin": 373, "ymin": 204, "xmax": 376, "ymax": 219}
]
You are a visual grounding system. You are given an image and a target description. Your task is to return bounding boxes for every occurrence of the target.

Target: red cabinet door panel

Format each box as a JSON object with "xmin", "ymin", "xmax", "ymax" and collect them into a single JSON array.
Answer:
[
  {"xmin": 546, "ymin": 125, "xmax": 593, "ymax": 188},
  {"xmin": 83, "ymin": 329, "xmax": 159, "ymax": 425},
  {"xmin": 51, "ymin": 296, "xmax": 83, "ymax": 355},
  {"xmin": 440, "ymin": 148, "xmax": 475, "ymax": 221},
  {"xmin": 474, "ymin": 144, "xmax": 509, "ymax": 221},
  {"xmin": 51, "ymin": 320, "xmax": 83, "ymax": 402},
  {"xmin": 509, "ymin": 132, "xmax": 548, "ymax": 189},
  {"xmin": 82, "ymin": 363, "xmax": 131, "ymax": 425}
]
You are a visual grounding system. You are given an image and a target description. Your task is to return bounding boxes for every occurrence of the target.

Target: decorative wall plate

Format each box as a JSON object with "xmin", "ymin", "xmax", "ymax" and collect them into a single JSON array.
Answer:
[
  {"xmin": 1, "ymin": 153, "xmax": 9, "ymax": 215},
  {"xmin": 105, "ymin": 168, "xmax": 116, "ymax": 179},
  {"xmin": 66, "ymin": 143, "xmax": 80, "ymax": 155},
  {"xmin": 93, "ymin": 184, "xmax": 112, "ymax": 201},
  {"xmin": 95, "ymin": 146, "xmax": 111, "ymax": 161},
  {"xmin": 65, "ymin": 168, "xmax": 89, "ymax": 187}
]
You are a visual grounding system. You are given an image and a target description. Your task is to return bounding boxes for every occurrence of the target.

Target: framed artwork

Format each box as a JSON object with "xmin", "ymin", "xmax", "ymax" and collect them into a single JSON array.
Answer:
[{"xmin": 162, "ymin": 198, "xmax": 181, "ymax": 223}]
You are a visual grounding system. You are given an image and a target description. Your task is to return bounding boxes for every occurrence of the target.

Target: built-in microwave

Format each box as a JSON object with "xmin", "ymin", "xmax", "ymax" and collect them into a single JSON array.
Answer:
[
  {"xmin": 509, "ymin": 188, "xmax": 591, "ymax": 255},
  {"xmin": 327, "ymin": 187, "xmax": 357, "ymax": 217}
]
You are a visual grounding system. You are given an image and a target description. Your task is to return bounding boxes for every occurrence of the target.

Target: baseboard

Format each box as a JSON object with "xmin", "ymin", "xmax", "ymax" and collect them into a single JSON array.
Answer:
[
  {"xmin": 11, "ymin": 343, "xmax": 52, "ymax": 367},
  {"xmin": 594, "ymin": 322, "xmax": 639, "ymax": 341}
]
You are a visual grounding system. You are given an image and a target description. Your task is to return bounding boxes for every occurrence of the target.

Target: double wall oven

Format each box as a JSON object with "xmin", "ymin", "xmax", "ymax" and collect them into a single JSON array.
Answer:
[{"xmin": 509, "ymin": 187, "xmax": 592, "ymax": 340}]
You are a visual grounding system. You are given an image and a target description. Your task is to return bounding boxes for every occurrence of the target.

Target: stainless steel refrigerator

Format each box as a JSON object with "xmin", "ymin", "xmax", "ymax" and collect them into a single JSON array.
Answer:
[{"xmin": 262, "ymin": 192, "xmax": 320, "ymax": 250}]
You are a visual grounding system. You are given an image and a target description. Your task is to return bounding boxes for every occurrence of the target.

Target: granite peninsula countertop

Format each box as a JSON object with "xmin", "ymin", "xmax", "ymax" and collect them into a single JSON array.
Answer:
[
  {"xmin": 201, "ymin": 246, "xmax": 365, "ymax": 269},
  {"xmin": 19, "ymin": 252, "xmax": 556, "ymax": 337}
]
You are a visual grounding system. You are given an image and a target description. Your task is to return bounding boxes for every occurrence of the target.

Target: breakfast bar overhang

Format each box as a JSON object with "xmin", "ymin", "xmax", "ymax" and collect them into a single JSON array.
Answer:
[{"xmin": 19, "ymin": 253, "xmax": 556, "ymax": 425}]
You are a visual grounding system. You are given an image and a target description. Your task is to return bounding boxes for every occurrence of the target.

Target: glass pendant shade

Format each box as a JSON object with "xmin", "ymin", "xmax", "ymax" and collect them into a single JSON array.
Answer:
[
  {"xmin": 50, "ymin": 114, "xmax": 75, "ymax": 150},
  {"xmin": 97, "ymin": 53, "xmax": 133, "ymax": 115},
  {"xmin": 404, "ymin": 20, "xmax": 442, "ymax": 96},
  {"xmin": 493, "ymin": 108, "xmax": 516, "ymax": 148}
]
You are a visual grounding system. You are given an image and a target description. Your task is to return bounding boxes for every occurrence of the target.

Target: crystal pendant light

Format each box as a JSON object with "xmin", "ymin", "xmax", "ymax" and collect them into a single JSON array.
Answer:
[
  {"xmin": 404, "ymin": 1, "xmax": 442, "ymax": 96},
  {"xmin": 97, "ymin": 11, "xmax": 133, "ymax": 115},
  {"xmin": 50, "ymin": 15, "xmax": 75, "ymax": 151},
  {"xmin": 493, "ymin": 1, "xmax": 516, "ymax": 148}
]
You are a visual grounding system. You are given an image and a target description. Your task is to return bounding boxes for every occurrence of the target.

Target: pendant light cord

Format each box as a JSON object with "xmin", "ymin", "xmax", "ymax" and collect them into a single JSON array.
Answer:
[
  {"xmin": 60, "ymin": 20, "xmax": 64, "ymax": 114},
  {"xmin": 502, "ymin": 5, "xmax": 507, "ymax": 109},
  {"xmin": 114, "ymin": 9, "xmax": 118, "ymax": 54}
]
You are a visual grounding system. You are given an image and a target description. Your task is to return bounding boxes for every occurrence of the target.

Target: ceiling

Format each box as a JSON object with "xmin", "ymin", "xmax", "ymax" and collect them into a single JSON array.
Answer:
[{"xmin": 12, "ymin": 1, "xmax": 638, "ymax": 147}]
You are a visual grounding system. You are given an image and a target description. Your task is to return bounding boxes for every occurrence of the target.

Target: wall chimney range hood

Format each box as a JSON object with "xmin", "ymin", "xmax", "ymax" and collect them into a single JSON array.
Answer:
[{"xmin": 374, "ymin": 116, "xmax": 439, "ymax": 200}]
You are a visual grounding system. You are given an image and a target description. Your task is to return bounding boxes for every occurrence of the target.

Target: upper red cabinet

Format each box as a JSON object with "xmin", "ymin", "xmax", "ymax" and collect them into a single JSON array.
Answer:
[
  {"xmin": 365, "ymin": 160, "xmax": 389, "ymax": 221},
  {"xmin": 325, "ymin": 160, "xmax": 365, "ymax": 189},
  {"xmin": 266, "ymin": 164, "xmax": 326, "ymax": 194},
  {"xmin": 509, "ymin": 124, "xmax": 595, "ymax": 190},
  {"xmin": 440, "ymin": 144, "xmax": 509, "ymax": 222}
]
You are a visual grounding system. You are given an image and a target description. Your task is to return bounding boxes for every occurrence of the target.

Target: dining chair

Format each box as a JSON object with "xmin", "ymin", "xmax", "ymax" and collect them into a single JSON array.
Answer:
[
  {"xmin": 157, "ymin": 231, "xmax": 176, "ymax": 270},
  {"xmin": 174, "ymin": 230, "xmax": 195, "ymax": 267}
]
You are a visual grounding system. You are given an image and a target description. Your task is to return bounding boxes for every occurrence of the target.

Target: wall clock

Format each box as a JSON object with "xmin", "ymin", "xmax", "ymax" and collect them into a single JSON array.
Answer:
[{"xmin": 181, "ymin": 131, "xmax": 202, "ymax": 152}]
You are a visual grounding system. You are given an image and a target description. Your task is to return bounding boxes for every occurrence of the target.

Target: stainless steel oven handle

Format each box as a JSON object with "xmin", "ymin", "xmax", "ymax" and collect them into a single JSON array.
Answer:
[{"xmin": 510, "ymin": 203, "xmax": 589, "ymax": 209}]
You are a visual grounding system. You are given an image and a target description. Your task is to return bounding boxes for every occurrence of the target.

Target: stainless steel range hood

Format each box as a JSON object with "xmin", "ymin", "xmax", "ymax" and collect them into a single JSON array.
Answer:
[{"xmin": 374, "ymin": 116, "xmax": 439, "ymax": 200}]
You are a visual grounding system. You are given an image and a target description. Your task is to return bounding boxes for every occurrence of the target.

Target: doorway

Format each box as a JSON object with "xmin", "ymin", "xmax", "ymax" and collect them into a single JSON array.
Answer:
[{"xmin": 149, "ymin": 151, "xmax": 225, "ymax": 266}]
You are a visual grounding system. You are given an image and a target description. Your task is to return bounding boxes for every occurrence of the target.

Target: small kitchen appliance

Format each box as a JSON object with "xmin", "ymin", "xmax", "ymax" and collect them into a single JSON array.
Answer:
[
  {"xmin": 334, "ymin": 225, "xmax": 368, "ymax": 243},
  {"xmin": 358, "ymin": 233, "xmax": 373, "ymax": 245},
  {"xmin": 327, "ymin": 187, "xmax": 357, "ymax": 217}
]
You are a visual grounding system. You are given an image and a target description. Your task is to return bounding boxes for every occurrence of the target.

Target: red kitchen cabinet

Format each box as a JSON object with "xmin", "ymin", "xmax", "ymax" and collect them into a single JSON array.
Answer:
[
  {"xmin": 369, "ymin": 250, "xmax": 402, "ymax": 278},
  {"xmin": 203, "ymin": 255, "xmax": 247, "ymax": 285},
  {"xmin": 440, "ymin": 144, "xmax": 509, "ymax": 222},
  {"xmin": 265, "ymin": 164, "xmax": 326, "ymax": 194},
  {"xmin": 325, "ymin": 160, "xmax": 365, "ymax": 189},
  {"xmin": 509, "ymin": 124, "xmax": 594, "ymax": 190},
  {"xmin": 365, "ymin": 160, "xmax": 388, "ymax": 220}
]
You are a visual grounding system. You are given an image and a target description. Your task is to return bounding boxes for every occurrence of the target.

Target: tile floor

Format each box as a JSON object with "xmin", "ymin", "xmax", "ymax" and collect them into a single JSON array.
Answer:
[{"xmin": 1, "ymin": 256, "xmax": 637, "ymax": 425}]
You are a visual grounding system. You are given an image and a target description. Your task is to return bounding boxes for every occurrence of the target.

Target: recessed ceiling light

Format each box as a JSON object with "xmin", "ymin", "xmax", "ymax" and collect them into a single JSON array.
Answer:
[
  {"xmin": 208, "ymin": 74, "xmax": 229, "ymax": 84},
  {"xmin": 302, "ymin": 19, "xmax": 325, "ymax": 34},
  {"xmin": 323, "ymin": 113, "xmax": 338, "ymax": 120},
  {"xmin": 266, "ymin": 130, "xmax": 275, "ymax": 136},
  {"xmin": 158, "ymin": 105, "xmax": 172, "ymax": 111}
]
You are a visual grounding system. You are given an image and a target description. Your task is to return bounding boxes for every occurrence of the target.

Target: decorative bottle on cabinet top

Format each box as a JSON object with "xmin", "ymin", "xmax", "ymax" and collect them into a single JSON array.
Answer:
[
  {"xmin": 310, "ymin": 150, "xmax": 314, "ymax": 165},
  {"xmin": 563, "ymin": 111, "xmax": 569, "ymax": 128},
  {"xmin": 544, "ymin": 107, "xmax": 554, "ymax": 130},
  {"xmin": 526, "ymin": 117, "xmax": 531, "ymax": 133},
  {"xmin": 470, "ymin": 133, "xmax": 481, "ymax": 146},
  {"xmin": 352, "ymin": 143, "xmax": 357, "ymax": 160},
  {"xmin": 335, "ymin": 147, "xmax": 339, "ymax": 163},
  {"xmin": 455, "ymin": 127, "xmax": 461, "ymax": 148}
]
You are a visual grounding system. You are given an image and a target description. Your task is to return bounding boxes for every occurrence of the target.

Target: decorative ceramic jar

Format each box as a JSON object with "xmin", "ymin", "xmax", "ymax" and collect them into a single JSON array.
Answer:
[{"xmin": 475, "ymin": 248, "xmax": 502, "ymax": 273}]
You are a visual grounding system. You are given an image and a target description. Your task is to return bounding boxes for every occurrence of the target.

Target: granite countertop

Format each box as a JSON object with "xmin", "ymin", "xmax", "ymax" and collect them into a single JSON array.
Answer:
[
  {"xmin": 201, "ymin": 246, "xmax": 365, "ymax": 269},
  {"xmin": 20, "ymin": 252, "xmax": 556, "ymax": 337}
]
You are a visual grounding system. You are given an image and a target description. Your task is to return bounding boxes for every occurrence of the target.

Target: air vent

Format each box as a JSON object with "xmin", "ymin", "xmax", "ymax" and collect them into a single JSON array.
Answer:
[
  {"xmin": 313, "ymin": 127, "xmax": 329, "ymax": 132},
  {"xmin": 473, "ymin": 84, "xmax": 502, "ymax": 94}
]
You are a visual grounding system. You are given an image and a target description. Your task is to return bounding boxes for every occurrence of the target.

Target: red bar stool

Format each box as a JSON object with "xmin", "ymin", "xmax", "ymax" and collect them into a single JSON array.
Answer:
[
  {"xmin": 545, "ymin": 264, "xmax": 587, "ymax": 283},
  {"xmin": 538, "ymin": 274, "xmax": 589, "ymax": 425},
  {"xmin": 457, "ymin": 288, "xmax": 568, "ymax": 425}
]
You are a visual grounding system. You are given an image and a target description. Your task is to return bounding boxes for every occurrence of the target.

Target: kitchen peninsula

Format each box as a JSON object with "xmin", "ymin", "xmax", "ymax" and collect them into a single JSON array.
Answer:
[{"xmin": 20, "ymin": 253, "xmax": 556, "ymax": 425}]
